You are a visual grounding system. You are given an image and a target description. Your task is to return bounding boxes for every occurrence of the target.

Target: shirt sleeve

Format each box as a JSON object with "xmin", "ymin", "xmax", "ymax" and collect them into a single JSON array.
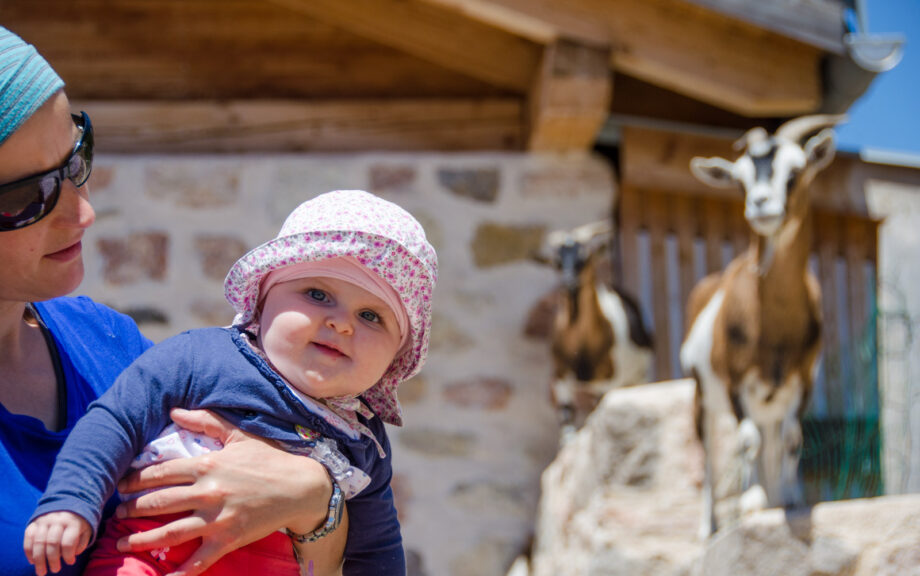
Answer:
[
  {"xmin": 341, "ymin": 421, "xmax": 406, "ymax": 575},
  {"xmin": 29, "ymin": 333, "xmax": 196, "ymax": 539}
]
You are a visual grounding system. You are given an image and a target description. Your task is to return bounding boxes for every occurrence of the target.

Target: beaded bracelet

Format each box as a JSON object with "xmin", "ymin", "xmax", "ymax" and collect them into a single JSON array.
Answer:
[{"xmin": 286, "ymin": 478, "xmax": 345, "ymax": 543}]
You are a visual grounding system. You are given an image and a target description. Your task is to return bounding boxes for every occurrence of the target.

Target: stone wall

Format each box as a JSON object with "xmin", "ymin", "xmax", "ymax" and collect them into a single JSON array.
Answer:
[
  {"xmin": 77, "ymin": 151, "xmax": 617, "ymax": 576},
  {"xmin": 866, "ymin": 178, "xmax": 920, "ymax": 494}
]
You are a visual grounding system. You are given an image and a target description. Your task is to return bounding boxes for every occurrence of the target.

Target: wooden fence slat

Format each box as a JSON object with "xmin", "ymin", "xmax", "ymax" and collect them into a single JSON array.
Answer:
[
  {"xmin": 729, "ymin": 199, "xmax": 749, "ymax": 259},
  {"xmin": 675, "ymin": 194, "xmax": 697, "ymax": 339},
  {"xmin": 816, "ymin": 211, "xmax": 843, "ymax": 417},
  {"xmin": 845, "ymin": 216, "xmax": 869, "ymax": 415},
  {"xmin": 619, "ymin": 187, "xmax": 641, "ymax": 299},
  {"xmin": 648, "ymin": 191, "xmax": 672, "ymax": 380},
  {"xmin": 703, "ymin": 196, "xmax": 725, "ymax": 274}
]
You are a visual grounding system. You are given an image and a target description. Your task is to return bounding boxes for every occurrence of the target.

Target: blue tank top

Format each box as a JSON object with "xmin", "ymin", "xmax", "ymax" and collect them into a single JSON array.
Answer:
[{"xmin": 0, "ymin": 297, "xmax": 151, "ymax": 576}]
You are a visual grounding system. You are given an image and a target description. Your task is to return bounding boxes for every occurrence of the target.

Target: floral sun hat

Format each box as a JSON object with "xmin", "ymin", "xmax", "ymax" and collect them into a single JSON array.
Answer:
[{"xmin": 224, "ymin": 190, "xmax": 438, "ymax": 426}]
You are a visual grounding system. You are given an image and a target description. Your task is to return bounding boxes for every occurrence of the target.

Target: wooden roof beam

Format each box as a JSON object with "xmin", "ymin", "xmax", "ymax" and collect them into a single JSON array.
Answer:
[
  {"xmin": 527, "ymin": 40, "xmax": 612, "ymax": 151},
  {"xmin": 264, "ymin": 0, "xmax": 542, "ymax": 92},
  {"xmin": 422, "ymin": 0, "xmax": 825, "ymax": 117},
  {"xmin": 73, "ymin": 99, "xmax": 524, "ymax": 153},
  {"xmin": 602, "ymin": 0, "xmax": 824, "ymax": 117}
]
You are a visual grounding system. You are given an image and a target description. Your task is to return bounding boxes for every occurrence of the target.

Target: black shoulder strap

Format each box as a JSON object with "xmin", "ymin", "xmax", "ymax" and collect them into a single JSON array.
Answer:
[{"xmin": 25, "ymin": 303, "xmax": 67, "ymax": 431}]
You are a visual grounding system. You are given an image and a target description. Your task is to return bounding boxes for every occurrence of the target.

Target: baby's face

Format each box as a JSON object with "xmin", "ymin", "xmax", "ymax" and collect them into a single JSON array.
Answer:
[{"xmin": 258, "ymin": 276, "xmax": 402, "ymax": 399}]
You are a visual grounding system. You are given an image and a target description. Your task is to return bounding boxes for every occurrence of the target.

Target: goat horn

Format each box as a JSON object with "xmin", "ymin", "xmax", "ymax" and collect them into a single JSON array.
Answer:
[
  {"xmin": 775, "ymin": 114, "xmax": 847, "ymax": 144},
  {"xmin": 733, "ymin": 126, "xmax": 768, "ymax": 151},
  {"xmin": 572, "ymin": 220, "xmax": 613, "ymax": 244}
]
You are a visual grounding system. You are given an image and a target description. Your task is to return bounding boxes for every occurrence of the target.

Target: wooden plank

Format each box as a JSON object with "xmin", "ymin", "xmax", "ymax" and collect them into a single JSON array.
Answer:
[
  {"xmin": 72, "ymin": 99, "xmax": 524, "ymax": 153},
  {"xmin": 648, "ymin": 191, "xmax": 673, "ymax": 379},
  {"xmin": 619, "ymin": 186, "xmax": 641, "ymax": 298},
  {"xmin": 584, "ymin": 0, "xmax": 823, "ymax": 116},
  {"xmin": 422, "ymin": 0, "xmax": 824, "ymax": 115},
  {"xmin": 731, "ymin": 199, "xmax": 749, "ymax": 259},
  {"xmin": 682, "ymin": 0, "xmax": 846, "ymax": 54},
  {"xmin": 674, "ymin": 194, "xmax": 698, "ymax": 330},
  {"xmin": 815, "ymin": 210, "xmax": 843, "ymax": 417},
  {"xmin": 418, "ymin": 0, "xmax": 610, "ymax": 45},
  {"xmin": 845, "ymin": 217, "xmax": 869, "ymax": 394},
  {"xmin": 527, "ymin": 40, "xmax": 612, "ymax": 151},
  {"xmin": 5, "ymin": 0, "xmax": 509, "ymax": 101},
  {"xmin": 703, "ymin": 197, "xmax": 726, "ymax": 274},
  {"xmin": 264, "ymin": 0, "xmax": 542, "ymax": 92}
]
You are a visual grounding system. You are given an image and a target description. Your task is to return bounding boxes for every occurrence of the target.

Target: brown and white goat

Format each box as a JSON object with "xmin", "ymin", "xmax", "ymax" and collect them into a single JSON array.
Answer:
[
  {"xmin": 680, "ymin": 115, "xmax": 844, "ymax": 537},
  {"xmin": 536, "ymin": 221, "xmax": 653, "ymax": 442}
]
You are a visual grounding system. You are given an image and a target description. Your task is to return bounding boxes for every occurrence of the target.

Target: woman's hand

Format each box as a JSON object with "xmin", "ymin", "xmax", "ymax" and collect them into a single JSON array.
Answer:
[{"xmin": 114, "ymin": 408, "xmax": 338, "ymax": 576}]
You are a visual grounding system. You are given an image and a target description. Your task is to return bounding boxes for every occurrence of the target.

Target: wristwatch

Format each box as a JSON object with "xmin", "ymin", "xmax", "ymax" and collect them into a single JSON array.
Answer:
[{"xmin": 286, "ymin": 477, "xmax": 345, "ymax": 543}]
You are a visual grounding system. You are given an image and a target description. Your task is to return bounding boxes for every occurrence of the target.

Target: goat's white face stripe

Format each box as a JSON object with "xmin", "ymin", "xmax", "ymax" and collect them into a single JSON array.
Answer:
[{"xmin": 734, "ymin": 140, "xmax": 808, "ymax": 237}]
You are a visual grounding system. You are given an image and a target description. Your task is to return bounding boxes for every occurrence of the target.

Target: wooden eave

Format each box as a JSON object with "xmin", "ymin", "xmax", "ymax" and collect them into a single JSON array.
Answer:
[{"xmin": 0, "ymin": 0, "xmax": 848, "ymax": 153}]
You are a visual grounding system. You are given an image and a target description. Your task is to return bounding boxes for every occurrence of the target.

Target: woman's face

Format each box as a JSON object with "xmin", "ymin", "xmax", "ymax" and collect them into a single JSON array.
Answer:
[{"xmin": 0, "ymin": 91, "xmax": 95, "ymax": 303}]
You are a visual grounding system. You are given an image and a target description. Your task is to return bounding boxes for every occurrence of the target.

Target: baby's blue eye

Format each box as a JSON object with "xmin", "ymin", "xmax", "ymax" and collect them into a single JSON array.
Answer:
[
  {"xmin": 307, "ymin": 288, "xmax": 329, "ymax": 302},
  {"xmin": 360, "ymin": 310, "xmax": 381, "ymax": 323}
]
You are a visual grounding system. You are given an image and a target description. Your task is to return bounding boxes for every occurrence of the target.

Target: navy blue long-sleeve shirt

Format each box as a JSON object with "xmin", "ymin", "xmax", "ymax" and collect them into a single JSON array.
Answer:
[{"xmin": 32, "ymin": 326, "xmax": 405, "ymax": 575}]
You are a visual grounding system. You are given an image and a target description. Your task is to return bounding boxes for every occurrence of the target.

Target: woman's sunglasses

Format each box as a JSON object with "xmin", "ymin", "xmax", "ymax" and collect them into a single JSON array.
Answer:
[{"xmin": 0, "ymin": 111, "xmax": 94, "ymax": 231}]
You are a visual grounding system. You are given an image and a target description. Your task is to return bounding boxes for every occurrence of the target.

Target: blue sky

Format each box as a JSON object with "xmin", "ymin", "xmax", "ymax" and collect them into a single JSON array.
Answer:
[{"xmin": 835, "ymin": 0, "xmax": 919, "ymax": 156}]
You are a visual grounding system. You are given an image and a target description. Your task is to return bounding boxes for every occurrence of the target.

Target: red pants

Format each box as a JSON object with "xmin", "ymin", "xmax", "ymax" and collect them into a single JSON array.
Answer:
[{"xmin": 85, "ymin": 514, "xmax": 301, "ymax": 576}]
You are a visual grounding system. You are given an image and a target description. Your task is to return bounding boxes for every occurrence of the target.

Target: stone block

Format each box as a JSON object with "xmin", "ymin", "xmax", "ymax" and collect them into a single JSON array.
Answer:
[
  {"xmin": 145, "ymin": 163, "xmax": 240, "ymax": 208},
  {"xmin": 399, "ymin": 428, "xmax": 476, "ymax": 458},
  {"xmin": 97, "ymin": 232, "xmax": 169, "ymax": 285},
  {"xmin": 399, "ymin": 374, "xmax": 428, "ymax": 405},
  {"xmin": 195, "ymin": 235, "xmax": 248, "ymax": 280},
  {"xmin": 370, "ymin": 164, "xmax": 417, "ymax": 195},
  {"xmin": 520, "ymin": 158, "xmax": 614, "ymax": 200},
  {"xmin": 438, "ymin": 167, "xmax": 500, "ymax": 203},
  {"xmin": 471, "ymin": 222, "xmax": 545, "ymax": 268},
  {"xmin": 523, "ymin": 290, "xmax": 557, "ymax": 340},
  {"xmin": 443, "ymin": 377, "xmax": 512, "ymax": 411}
]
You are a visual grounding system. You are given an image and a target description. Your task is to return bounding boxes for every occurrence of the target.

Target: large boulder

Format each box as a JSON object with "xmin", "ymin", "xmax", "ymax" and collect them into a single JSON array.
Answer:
[
  {"xmin": 529, "ymin": 378, "xmax": 920, "ymax": 576},
  {"xmin": 702, "ymin": 495, "xmax": 920, "ymax": 576},
  {"xmin": 530, "ymin": 379, "xmax": 703, "ymax": 576}
]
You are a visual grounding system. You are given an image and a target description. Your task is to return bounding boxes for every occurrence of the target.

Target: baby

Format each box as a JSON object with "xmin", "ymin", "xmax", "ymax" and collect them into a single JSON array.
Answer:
[{"xmin": 25, "ymin": 190, "xmax": 437, "ymax": 575}]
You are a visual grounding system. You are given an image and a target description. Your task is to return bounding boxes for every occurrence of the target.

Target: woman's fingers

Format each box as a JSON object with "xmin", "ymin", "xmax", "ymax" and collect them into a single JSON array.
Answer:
[
  {"xmin": 169, "ymin": 408, "xmax": 240, "ymax": 445},
  {"xmin": 117, "ymin": 482, "xmax": 208, "ymax": 520},
  {"xmin": 116, "ymin": 513, "xmax": 209, "ymax": 553},
  {"xmin": 117, "ymin": 455, "xmax": 200, "ymax": 495},
  {"xmin": 168, "ymin": 539, "xmax": 228, "ymax": 576}
]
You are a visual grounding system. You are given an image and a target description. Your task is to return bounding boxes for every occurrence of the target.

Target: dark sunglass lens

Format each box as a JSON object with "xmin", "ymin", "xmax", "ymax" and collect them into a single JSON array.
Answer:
[
  {"xmin": 67, "ymin": 153, "xmax": 90, "ymax": 187},
  {"xmin": 0, "ymin": 176, "xmax": 58, "ymax": 227},
  {"xmin": 69, "ymin": 117, "xmax": 94, "ymax": 187}
]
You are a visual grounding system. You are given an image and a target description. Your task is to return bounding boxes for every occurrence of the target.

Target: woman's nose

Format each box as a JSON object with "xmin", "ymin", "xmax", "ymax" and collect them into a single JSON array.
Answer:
[{"xmin": 55, "ymin": 179, "xmax": 95, "ymax": 229}]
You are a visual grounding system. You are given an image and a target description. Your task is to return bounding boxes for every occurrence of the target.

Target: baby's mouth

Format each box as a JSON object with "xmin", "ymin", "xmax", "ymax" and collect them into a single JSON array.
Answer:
[{"xmin": 313, "ymin": 341, "xmax": 346, "ymax": 357}]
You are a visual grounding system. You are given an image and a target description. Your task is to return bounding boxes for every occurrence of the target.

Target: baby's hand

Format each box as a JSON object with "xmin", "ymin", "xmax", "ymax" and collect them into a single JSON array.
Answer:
[{"xmin": 23, "ymin": 512, "xmax": 92, "ymax": 576}]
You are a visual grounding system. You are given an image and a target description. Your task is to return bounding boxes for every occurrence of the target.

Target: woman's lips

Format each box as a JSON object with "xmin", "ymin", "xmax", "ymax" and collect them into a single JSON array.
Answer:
[{"xmin": 46, "ymin": 240, "xmax": 82, "ymax": 262}]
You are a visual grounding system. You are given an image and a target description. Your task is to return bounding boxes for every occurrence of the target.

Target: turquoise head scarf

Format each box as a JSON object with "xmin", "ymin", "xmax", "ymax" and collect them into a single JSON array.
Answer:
[{"xmin": 0, "ymin": 27, "xmax": 65, "ymax": 146}]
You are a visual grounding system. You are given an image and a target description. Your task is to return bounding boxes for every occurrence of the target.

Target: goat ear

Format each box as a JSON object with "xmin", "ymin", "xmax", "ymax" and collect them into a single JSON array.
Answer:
[
  {"xmin": 804, "ymin": 128, "xmax": 837, "ymax": 173},
  {"xmin": 690, "ymin": 156, "xmax": 737, "ymax": 189}
]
